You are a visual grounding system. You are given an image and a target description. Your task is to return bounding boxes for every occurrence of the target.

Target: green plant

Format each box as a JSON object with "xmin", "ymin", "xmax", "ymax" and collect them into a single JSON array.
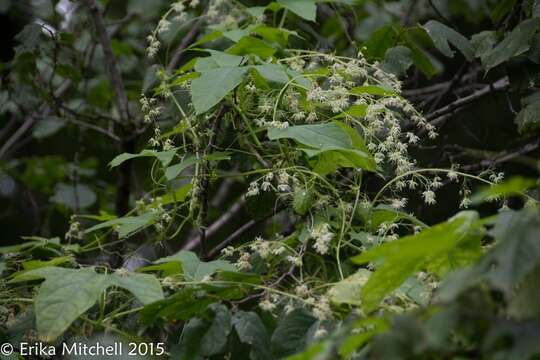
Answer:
[{"xmin": 1, "ymin": 0, "xmax": 540, "ymax": 359}]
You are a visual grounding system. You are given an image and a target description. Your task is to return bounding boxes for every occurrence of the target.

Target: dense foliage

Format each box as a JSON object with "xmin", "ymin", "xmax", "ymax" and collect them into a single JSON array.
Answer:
[{"xmin": 1, "ymin": 0, "xmax": 539, "ymax": 359}]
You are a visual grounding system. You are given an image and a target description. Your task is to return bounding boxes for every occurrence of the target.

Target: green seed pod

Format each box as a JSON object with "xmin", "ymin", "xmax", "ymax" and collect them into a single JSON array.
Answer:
[{"xmin": 293, "ymin": 186, "xmax": 314, "ymax": 215}]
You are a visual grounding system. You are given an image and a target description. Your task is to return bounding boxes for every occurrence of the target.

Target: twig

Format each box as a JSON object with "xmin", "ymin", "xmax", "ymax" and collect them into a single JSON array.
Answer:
[
  {"xmin": 182, "ymin": 197, "xmax": 247, "ymax": 251},
  {"xmin": 166, "ymin": 17, "xmax": 204, "ymax": 73},
  {"xmin": 198, "ymin": 107, "xmax": 225, "ymax": 257},
  {"xmin": 428, "ymin": 63, "xmax": 468, "ymax": 113},
  {"xmin": 426, "ymin": 77, "xmax": 509, "ymax": 124},
  {"xmin": 460, "ymin": 139, "xmax": 540, "ymax": 171},
  {"xmin": 85, "ymin": 0, "xmax": 130, "ymax": 124},
  {"xmin": 207, "ymin": 205, "xmax": 287, "ymax": 258}
]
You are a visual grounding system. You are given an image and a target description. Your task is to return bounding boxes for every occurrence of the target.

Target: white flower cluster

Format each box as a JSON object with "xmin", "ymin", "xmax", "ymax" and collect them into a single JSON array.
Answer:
[
  {"xmin": 65, "ymin": 216, "xmax": 83, "ymax": 241},
  {"xmin": 310, "ymin": 222, "xmax": 334, "ymax": 255},
  {"xmin": 246, "ymin": 170, "xmax": 296, "ymax": 197}
]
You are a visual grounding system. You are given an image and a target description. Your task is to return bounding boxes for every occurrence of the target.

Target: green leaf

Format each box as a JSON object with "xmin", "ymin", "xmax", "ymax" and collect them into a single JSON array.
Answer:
[
  {"xmin": 351, "ymin": 85, "xmax": 397, "ymax": 97},
  {"xmin": 269, "ymin": 122, "xmax": 376, "ymax": 173},
  {"xmin": 140, "ymin": 287, "xmax": 214, "ymax": 324},
  {"xmin": 164, "ymin": 152, "xmax": 230, "ymax": 181},
  {"xmin": 252, "ymin": 64, "xmax": 290, "ymax": 84},
  {"xmin": 12, "ymin": 267, "xmax": 163, "ymax": 341},
  {"xmin": 470, "ymin": 31, "xmax": 498, "ymax": 58},
  {"xmin": 172, "ymin": 304, "xmax": 232, "ymax": 359},
  {"xmin": 403, "ymin": 29, "xmax": 442, "ymax": 77},
  {"xmin": 108, "ymin": 149, "xmax": 177, "ymax": 168},
  {"xmin": 32, "ymin": 116, "xmax": 66, "ymax": 139},
  {"xmin": 515, "ymin": 100, "xmax": 540, "ymax": 133},
  {"xmin": 50, "ymin": 183, "xmax": 96, "ymax": 209},
  {"xmin": 153, "ymin": 250, "xmax": 236, "ymax": 281},
  {"xmin": 84, "ymin": 212, "xmax": 156, "ymax": 239},
  {"xmin": 471, "ymin": 177, "xmax": 537, "ymax": 204},
  {"xmin": 328, "ymin": 269, "xmax": 371, "ymax": 306},
  {"xmin": 233, "ymin": 311, "xmax": 272, "ymax": 360},
  {"xmin": 277, "ymin": 0, "xmax": 317, "ymax": 21},
  {"xmin": 491, "ymin": 0, "xmax": 518, "ymax": 22},
  {"xmin": 363, "ymin": 25, "xmax": 398, "ymax": 59},
  {"xmin": 268, "ymin": 122, "xmax": 352, "ymax": 149},
  {"xmin": 352, "ymin": 211, "xmax": 484, "ymax": 312},
  {"xmin": 253, "ymin": 25, "xmax": 296, "ymax": 46},
  {"xmin": 247, "ymin": 6, "xmax": 266, "ymax": 18},
  {"xmin": 191, "ymin": 66, "xmax": 247, "ymax": 114},
  {"xmin": 437, "ymin": 209, "xmax": 540, "ymax": 302},
  {"xmin": 227, "ymin": 36, "xmax": 277, "ymax": 58},
  {"xmin": 194, "ymin": 50, "xmax": 244, "ymax": 72},
  {"xmin": 482, "ymin": 18, "xmax": 540, "ymax": 71},
  {"xmin": 381, "ymin": 46, "xmax": 413, "ymax": 77},
  {"xmin": 423, "ymin": 20, "xmax": 474, "ymax": 60},
  {"xmin": 271, "ymin": 308, "xmax": 317, "ymax": 358}
]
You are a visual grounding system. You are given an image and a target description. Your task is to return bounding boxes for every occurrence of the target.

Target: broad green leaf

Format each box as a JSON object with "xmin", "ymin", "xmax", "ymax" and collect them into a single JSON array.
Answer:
[
  {"xmin": 158, "ymin": 183, "xmax": 193, "ymax": 206},
  {"xmin": 471, "ymin": 177, "xmax": 537, "ymax": 204},
  {"xmin": 403, "ymin": 29, "xmax": 442, "ymax": 77},
  {"xmin": 191, "ymin": 66, "xmax": 247, "ymax": 114},
  {"xmin": 194, "ymin": 50, "xmax": 244, "ymax": 72},
  {"xmin": 328, "ymin": 269, "xmax": 371, "ymax": 306},
  {"xmin": 50, "ymin": 183, "xmax": 96, "ymax": 209},
  {"xmin": 247, "ymin": 6, "xmax": 266, "ymax": 18},
  {"xmin": 284, "ymin": 342, "xmax": 331, "ymax": 360},
  {"xmin": 154, "ymin": 250, "xmax": 235, "ymax": 281},
  {"xmin": 164, "ymin": 154, "xmax": 198, "ymax": 180},
  {"xmin": 253, "ymin": 25, "xmax": 295, "ymax": 46},
  {"xmin": 32, "ymin": 116, "xmax": 66, "ymax": 139},
  {"xmin": 339, "ymin": 318, "xmax": 388, "ymax": 357},
  {"xmin": 110, "ymin": 272, "xmax": 164, "ymax": 304},
  {"xmin": 164, "ymin": 152, "xmax": 231, "ymax": 181},
  {"xmin": 271, "ymin": 308, "xmax": 317, "ymax": 358},
  {"xmin": 21, "ymin": 256, "xmax": 74, "ymax": 271},
  {"xmin": 84, "ymin": 212, "xmax": 156, "ymax": 239},
  {"xmin": 508, "ymin": 264, "xmax": 540, "ymax": 319},
  {"xmin": 268, "ymin": 122, "xmax": 352, "ymax": 149},
  {"xmin": 252, "ymin": 64, "xmax": 290, "ymax": 84},
  {"xmin": 351, "ymin": 85, "xmax": 397, "ymax": 97},
  {"xmin": 223, "ymin": 28, "xmax": 251, "ymax": 42},
  {"xmin": 363, "ymin": 25, "xmax": 398, "ymax": 59},
  {"xmin": 341, "ymin": 104, "xmax": 367, "ymax": 118},
  {"xmin": 423, "ymin": 20, "xmax": 474, "ymax": 60},
  {"xmin": 269, "ymin": 122, "xmax": 376, "ymax": 173},
  {"xmin": 482, "ymin": 209, "xmax": 540, "ymax": 297},
  {"xmin": 12, "ymin": 267, "xmax": 163, "ymax": 341},
  {"xmin": 306, "ymin": 148, "xmax": 377, "ymax": 174},
  {"xmin": 482, "ymin": 18, "xmax": 540, "ymax": 71},
  {"xmin": 470, "ymin": 31, "xmax": 497, "ymax": 58},
  {"xmin": 189, "ymin": 31, "xmax": 224, "ymax": 49},
  {"xmin": 437, "ymin": 208, "xmax": 540, "ymax": 301},
  {"xmin": 140, "ymin": 288, "xmax": 214, "ymax": 324},
  {"xmin": 381, "ymin": 46, "xmax": 413, "ymax": 77},
  {"xmin": 108, "ymin": 149, "xmax": 176, "ymax": 168},
  {"xmin": 0, "ymin": 237, "xmax": 62, "ymax": 255},
  {"xmin": 233, "ymin": 311, "xmax": 272, "ymax": 360},
  {"xmin": 277, "ymin": 0, "xmax": 317, "ymax": 21},
  {"xmin": 173, "ymin": 304, "xmax": 232, "ymax": 359},
  {"xmin": 227, "ymin": 36, "xmax": 276, "ymax": 58},
  {"xmin": 352, "ymin": 211, "xmax": 483, "ymax": 312},
  {"xmin": 515, "ymin": 100, "xmax": 540, "ymax": 133}
]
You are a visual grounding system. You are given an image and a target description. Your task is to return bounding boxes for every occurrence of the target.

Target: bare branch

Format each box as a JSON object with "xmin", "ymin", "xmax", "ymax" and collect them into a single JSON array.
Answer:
[
  {"xmin": 426, "ymin": 77, "xmax": 510, "ymax": 124},
  {"xmin": 85, "ymin": 0, "xmax": 130, "ymax": 124}
]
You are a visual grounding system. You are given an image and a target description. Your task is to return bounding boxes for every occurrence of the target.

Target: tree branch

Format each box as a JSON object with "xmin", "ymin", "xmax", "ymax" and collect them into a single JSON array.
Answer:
[
  {"xmin": 426, "ymin": 77, "xmax": 510, "ymax": 125},
  {"xmin": 85, "ymin": 0, "xmax": 130, "ymax": 124},
  {"xmin": 166, "ymin": 17, "xmax": 204, "ymax": 73}
]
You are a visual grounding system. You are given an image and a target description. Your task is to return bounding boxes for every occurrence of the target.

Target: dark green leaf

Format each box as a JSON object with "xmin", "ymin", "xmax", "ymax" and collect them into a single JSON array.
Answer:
[{"xmin": 423, "ymin": 20, "xmax": 474, "ymax": 60}]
